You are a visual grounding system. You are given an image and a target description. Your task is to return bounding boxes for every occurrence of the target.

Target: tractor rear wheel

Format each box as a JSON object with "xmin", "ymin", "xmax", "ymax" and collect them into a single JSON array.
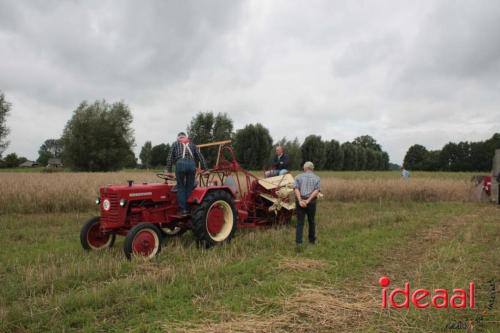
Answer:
[
  {"xmin": 80, "ymin": 216, "xmax": 115, "ymax": 250},
  {"xmin": 123, "ymin": 223, "xmax": 162, "ymax": 260},
  {"xmin": 192, "ymin": 190, "xmax": 237, "ymax": 248}
]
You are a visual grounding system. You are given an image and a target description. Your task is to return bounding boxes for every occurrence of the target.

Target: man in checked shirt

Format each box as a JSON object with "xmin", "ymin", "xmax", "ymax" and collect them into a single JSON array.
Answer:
[
  {"xmin": 166, "ymin": 132, "xmax": 208, "ymax": 215},
  {"xmin": 294, "ymin": 161, "xmax": 321, "ymax": 246}
]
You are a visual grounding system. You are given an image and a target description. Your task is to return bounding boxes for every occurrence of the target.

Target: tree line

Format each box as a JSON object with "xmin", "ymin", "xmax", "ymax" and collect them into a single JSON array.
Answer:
[
  {"xmin": 1, "ymin": 94, "xmax": 391, "ymax": 171},
  {"xmin": 403, "ymin": 134, "xmax": 500, "ymax": 172},
  {"xmin": 140, "ymin": 113, "xmax": 390, "ymax": 171}
]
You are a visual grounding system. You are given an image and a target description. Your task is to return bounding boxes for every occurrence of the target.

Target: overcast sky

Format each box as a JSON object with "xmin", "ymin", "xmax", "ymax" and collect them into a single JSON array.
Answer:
[{"xmin": 1, "ymin": 0, "xmax": 499, "ymax": 164}]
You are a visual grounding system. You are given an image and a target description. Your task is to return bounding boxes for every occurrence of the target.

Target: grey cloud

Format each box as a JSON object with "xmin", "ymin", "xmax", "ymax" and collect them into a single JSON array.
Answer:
[
  {"xmin": 1, "ymin": 0, "xmax": 499, "ymax": 164},
  {"xmin": 332, "ymin": 34, "xmax": 403, "ymax": 77},
  {"xmin": 396, "ymin": 0, "xmax": 500, "ymax": 98},
  {"xmin": 0, "ymin": 0, "xmax": 245, "ymax": 106}
]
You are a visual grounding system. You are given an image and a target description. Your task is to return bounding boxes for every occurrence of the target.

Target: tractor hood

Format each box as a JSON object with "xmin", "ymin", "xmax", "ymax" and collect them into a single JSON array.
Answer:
[{"xmin": 100, "ymin": 182, "xmax": 171, "ymax": 201}]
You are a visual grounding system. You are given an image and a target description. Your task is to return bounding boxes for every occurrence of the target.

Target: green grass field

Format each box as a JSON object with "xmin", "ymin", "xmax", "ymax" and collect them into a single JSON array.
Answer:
[{"xmin": 0, "ymin": 171, "xmax": 498, "ymax": 332}]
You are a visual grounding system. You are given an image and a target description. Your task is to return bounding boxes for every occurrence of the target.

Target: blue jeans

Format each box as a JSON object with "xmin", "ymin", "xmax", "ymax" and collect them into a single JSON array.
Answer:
[
  {"xmin": 175, "ymin": 159, "xmax": 196, "ymax": 211},
  {"xmin": 295, "ymin": 200, "xmax": 317, "ymax": 244}
]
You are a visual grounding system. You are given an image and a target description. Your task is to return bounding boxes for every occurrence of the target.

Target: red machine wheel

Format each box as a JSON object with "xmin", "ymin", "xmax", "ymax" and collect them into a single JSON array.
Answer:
[
  {"xmin": 80, "ymin": 216, "xmax": 115, "ymax": 251},
  {"xmin": 192, "ymin": 190, "xmax": 237, "ymax": 248},
  {"xmin": 123, "ymin": 224, "xmax": 162, "ymax": 260}
]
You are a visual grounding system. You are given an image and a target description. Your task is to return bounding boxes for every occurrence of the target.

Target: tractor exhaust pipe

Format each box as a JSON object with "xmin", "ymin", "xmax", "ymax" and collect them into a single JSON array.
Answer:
[{"xmin": 128, "ymin": 180, "xmax": 133, "ymax": 187}]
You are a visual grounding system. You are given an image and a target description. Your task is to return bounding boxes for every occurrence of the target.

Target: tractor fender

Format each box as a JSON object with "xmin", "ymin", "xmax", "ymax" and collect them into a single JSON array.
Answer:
[{"xmin": 187, "ymin": 186, "xmax": 236, "ymax": 205}]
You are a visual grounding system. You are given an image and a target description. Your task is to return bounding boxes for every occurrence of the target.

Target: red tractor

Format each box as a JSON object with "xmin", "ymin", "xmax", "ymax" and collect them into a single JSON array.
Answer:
[{"xmin": 80, "ymin": 141, "xmax": 296, "ymax": 259}]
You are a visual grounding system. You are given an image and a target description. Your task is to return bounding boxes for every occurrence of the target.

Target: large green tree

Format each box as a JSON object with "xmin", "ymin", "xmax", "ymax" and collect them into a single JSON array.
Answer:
[
  {"xmin": 354, "ymin": 146, "xmax": 367, "ymax": 170},
  {"xmin": 422, "ymin": 150, "xmax": 441, "ymax": 171},
  {"xmin": 37, "ymin": 139, "xmax": 64, "ymax": 165},
  {"xmin": 151, "ymin": 143, "xmax": 170, "ymax": 167},
  {"xmin": 438, "ymin": 142, "xmax": 457, "ymax": 171},
  {"xmin": 187, "ymin": 112, "xmax": 215, "ymax": 144},
  {"xmin": 139, "ymin": 141, "xmax": 153, "ymax": 168},
  {"xmin": 0, "ymin": 91, "xmax": 11, "ymax": 156},
  {"xmin": 61, "ymin": 100, "xmax": 136, "ymax": 171},
  {"xmin": 2, "ymin": 153, "xmax": 25, "ymax": 168},
  {"xmin": 380, "ymin": 151, "xmax": 390, "ymax": 170},
  {"xmin": 352, "ymin": 135, "xmax": 382, "ymax": 151},
  {"xmin": 301, "ymin": 135, "xmax": 325, "ymax": 170},
  {"xmin": 482, "ymin": 133, "xmax": 500, "ymax": 170},
  {"xmin": 365, "ymin": 149, "xmax": 377, "ymax": 170},
  {"xmin": 341, "ymin": 142, "xmax": 357, "ymax": 170},
  {"xmin": 403, "ymin": 144, "xmax": 429, "ymax": 170},
  {"xmin": 233, "ymin": 123, "xmax": 273, "ymax": 170},
  {"xmin": 187, "ymin": 112, "xmax": 233, "ymax": 167},
  {"xmin": 403, "ymin": 134, "xmax": 500, "ymax": 172},
  {"xmin": 324, "ymin": 139, "xmax": 344, "ymax": 170},
  {"xmin": 212, "ymin": 113, "xmax": 234, "ymax": 141}
]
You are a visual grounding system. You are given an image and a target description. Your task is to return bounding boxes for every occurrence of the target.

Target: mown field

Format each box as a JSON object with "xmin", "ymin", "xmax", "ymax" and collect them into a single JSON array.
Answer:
[
  {"xmin": 0, "ymin": 171, "xmax": 498, "ymax": 332},
  {"xmin": 0, "ymin": 170, "xmax": 478, "ymax": 214}
]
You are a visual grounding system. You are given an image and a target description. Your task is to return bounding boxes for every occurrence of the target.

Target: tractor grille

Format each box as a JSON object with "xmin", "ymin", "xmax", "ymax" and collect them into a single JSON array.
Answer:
[{"xmin": 102, "ymin": 193, "xmax": 120, "ymax": 223}]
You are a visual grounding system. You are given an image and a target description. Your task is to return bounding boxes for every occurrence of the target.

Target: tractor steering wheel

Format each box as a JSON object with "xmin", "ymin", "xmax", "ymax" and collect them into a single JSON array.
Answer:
[{"xmin": 157, "ymin": 173, "xmax": 176, "ymax": 181}]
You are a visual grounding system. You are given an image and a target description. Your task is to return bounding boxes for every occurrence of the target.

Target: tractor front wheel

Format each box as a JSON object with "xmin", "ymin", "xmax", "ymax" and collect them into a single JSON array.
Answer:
[
  {"xmin": 80, "ymin": 216, "xmax": 115, "ymax": 251},
  {"xmin": 123, "ymin": 224, "xmax": 162, "ymax": 260},
  {"xmin": 192, "ymin": 190, "xmax": 237, "ymax": 248}
]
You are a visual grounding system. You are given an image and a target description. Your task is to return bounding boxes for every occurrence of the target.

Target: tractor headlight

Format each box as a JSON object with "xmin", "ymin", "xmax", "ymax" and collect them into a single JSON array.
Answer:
[
  {"xmin": 95, "ymin": 197, "xmax": 101, "ymax": 205},
  {"xmin": 102, "ymin": 199, "xmax": 111, "ymax": 211},
  {"xmin": 119, "ymin": 199, "xmax": 127, "ymax": 207}
]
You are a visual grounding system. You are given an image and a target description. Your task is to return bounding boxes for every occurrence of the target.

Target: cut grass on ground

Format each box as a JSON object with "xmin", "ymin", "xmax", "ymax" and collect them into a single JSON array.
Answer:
[{"xmin": 1, "ymin": 202, "xmax": 498, "ymax": 332}]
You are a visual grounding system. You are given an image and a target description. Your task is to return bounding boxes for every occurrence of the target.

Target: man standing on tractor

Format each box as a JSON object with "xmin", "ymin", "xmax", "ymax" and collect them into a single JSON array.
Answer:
[
  {"xmin": 294, "ymin": 161, "xmax": 320, "ymax": 248},
  {"xmin": 265, "ymin": 145, "xmax": 290, "ymax": 177},
  {"xmin": 166, "ymin": 132, "xmax": 207, "ymax": 215}
]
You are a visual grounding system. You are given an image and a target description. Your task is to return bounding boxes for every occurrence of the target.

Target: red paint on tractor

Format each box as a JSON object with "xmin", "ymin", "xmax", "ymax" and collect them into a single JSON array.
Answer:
[
  {"xmin": 207, "ymin": 205, "xmax": 224, "ymax": 234},
  {"xmin": 87, "ymin": 222, "xmax": 111, "ymax": 248},
  {"xmin": 82, "ymin": 142, "xmax": 295, "ymax": 259},
  {"xmin": 132, "ymin": 230, "xmax": 157, "ymax": 256}
]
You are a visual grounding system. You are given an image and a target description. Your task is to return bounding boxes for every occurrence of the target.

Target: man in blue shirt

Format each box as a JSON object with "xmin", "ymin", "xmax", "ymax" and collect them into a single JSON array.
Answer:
[
  {"xmin": 293, "ymin": 161, "xmax": 320, "ymax": 246},
  {"xmin": 265, "ymin": 145, "xmax": 290, "ymax": 177}
]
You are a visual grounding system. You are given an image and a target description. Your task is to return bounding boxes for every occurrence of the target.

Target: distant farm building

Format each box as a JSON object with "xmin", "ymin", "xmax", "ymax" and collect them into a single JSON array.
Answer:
[
  {"xmin": 19, "ymin": 161, "xmax": 39, "ymax": 167},
  {"xmin": 47, "ymin": 158, "xmax": 63, "ymax": 168}
]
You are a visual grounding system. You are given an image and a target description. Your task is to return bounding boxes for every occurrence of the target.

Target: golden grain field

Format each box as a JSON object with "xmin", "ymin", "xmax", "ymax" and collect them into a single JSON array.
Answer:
[{"xmin": 0, "ymin": 171, "xmax": 475, "ymax": 214}]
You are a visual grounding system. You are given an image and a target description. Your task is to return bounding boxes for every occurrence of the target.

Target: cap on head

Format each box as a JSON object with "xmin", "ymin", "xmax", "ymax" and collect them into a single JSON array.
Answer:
[
  {"xmin": 177, "ymin": 132, "xmax": 187, "ymax": 138},
  {"xmin": 303, "ymin": 161, "xmax": 314, "ymax": 170}
]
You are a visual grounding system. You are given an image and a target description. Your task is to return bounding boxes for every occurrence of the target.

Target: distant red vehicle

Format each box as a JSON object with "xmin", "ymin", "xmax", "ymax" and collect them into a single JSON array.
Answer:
[
  {"xmin": 80, "ymin": 141, "xmax": 295, "ymax": 259},
  {"xmin": 483, "ymin": 175, "xmax": 492, "ymax": 196}
]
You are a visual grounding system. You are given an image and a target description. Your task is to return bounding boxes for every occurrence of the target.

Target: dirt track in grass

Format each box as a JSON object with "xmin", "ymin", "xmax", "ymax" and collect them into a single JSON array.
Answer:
[{"xmin": 174, "ymin": 206, "xmax": 499, "ymax": 333}]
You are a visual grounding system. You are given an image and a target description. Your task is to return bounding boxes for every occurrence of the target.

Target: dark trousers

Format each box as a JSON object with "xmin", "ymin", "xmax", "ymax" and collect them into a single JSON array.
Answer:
[
  {"xmin": 295, "ymin": 200, "xmax": 317, "ymax": 244},
  {"xmin": 175, "ymin": 159, "xmax": 196, "ymax": 211}
]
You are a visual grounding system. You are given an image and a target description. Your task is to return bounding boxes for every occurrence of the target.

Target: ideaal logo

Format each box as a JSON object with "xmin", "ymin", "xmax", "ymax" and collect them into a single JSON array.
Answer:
[
  {"xmin": 379, "ymin": 276, "xmax": 475, "ymax": 309},
  {"xmin": 446, "ymin": 278, "xmax": 496, "ymax": 330},
  {"xmin": 378, "ymin": 276, "xmax": 497, "ymax": 330}
]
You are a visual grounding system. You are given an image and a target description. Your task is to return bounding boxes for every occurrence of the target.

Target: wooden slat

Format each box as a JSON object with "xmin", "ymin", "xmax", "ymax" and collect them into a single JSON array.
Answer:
[{"xmin": 196, "ymin": 140, "xmax": 232, "ymax": 148}]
